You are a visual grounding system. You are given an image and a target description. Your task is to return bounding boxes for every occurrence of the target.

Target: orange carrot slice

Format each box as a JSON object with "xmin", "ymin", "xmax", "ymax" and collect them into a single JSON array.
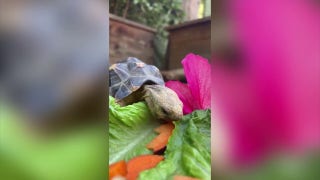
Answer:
[
  {"xmin": 126, "ymin": 155, "xmax": 164, "ymax": 180},
  {"xmin": 173, "ymin": 175, "xmax": 200, "ymax": 180},
  {"xmin": 147, "ymin": 132, "xmax": 171, "ymax": 152},
  {"xmin": 147, "ymin": 123, "xmax": 175, "ymax": 152},
  {"xmin": 109, "ymin": 160, "xmax": 127, "ymax": 180},
  {"xmin": 154, "ymin": 122, "xmax": 175, "ymax": 134}
]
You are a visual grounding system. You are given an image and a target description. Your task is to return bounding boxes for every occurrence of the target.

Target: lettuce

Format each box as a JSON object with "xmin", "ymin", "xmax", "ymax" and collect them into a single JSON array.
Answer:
[
  {"xmin": 109, "ymin": 96, "xmax": 160, "ymax": 164},
  {"xmin": 139, "ymin": 110, "xmax": 211, "ymax": 180}
]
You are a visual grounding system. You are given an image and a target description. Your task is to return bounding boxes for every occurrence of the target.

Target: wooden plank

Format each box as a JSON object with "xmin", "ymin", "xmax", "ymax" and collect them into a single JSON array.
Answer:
[
  {"xmin": 166, "ymin": 18, "xmax": 211, "ymax": 69},
  {"xmin": 110, "ymin": 14, "xmax": 156, "ymax": 33},
  {"xmin": 161, "ymin": 68, "xmax": 186, "ymax": 82},
  {"xmin": 166, "ymin": 16, "xmax": 211, "ymax": 31},
  {"xmin": 109, "ymin": 14, "xmax": 156, "ymax": 66}
]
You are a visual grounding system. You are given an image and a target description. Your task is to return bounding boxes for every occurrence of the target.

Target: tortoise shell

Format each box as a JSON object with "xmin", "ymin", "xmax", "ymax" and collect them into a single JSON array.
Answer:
[{"xmin": 109, "ymin": 57, "xmax": 165, "ymax": 100}]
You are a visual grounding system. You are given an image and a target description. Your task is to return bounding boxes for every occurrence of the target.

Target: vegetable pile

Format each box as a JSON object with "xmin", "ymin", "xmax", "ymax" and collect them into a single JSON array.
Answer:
[
  {"xmin": 109, "ymin": 53, "xmax": 211, "ymax": 179},
  {"xmin": 109, "ymin": 96, "xmax": 211, "ymax": 180}
]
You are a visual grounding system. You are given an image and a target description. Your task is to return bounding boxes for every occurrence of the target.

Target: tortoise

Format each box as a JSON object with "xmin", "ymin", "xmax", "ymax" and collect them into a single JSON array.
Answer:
[{"xmin": 109, "ymin": 57, "xmax": 183, "ymax": 121}]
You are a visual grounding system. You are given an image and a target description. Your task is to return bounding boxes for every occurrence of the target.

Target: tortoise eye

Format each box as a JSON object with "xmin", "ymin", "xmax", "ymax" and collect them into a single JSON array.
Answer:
[{"xmin": 161, "ymin": 108, "xmax": 169, "ymax": 115}]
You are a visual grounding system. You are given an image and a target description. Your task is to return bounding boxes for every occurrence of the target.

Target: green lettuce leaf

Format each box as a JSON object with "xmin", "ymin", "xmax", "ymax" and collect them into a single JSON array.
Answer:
[
  {"xmin": 109, "ymin": 96, "xmax": 160, "ymax": 164},
  {"xmin": 139, "ymin": 110, "xmax": 211, "ymax": 180}
]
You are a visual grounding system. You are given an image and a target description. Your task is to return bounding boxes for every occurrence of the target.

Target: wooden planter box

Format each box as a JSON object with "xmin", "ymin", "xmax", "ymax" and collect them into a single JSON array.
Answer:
[
  {"xmin": 166, "ymin": 17, "xmax": 211, "ymax": 70},
  {"xmin": 109, "ymin": 14, "xmax": 157, "ymax": 66}
]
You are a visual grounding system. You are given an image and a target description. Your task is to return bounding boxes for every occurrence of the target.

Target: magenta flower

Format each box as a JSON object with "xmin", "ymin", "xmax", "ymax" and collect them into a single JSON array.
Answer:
[
  {"xmin": 165, "ymin": 53, "xmax": 211, "ymax": 115},
  {"xmin": 213, "ymin": 0, "xmax": 320, "ymax": 166}
]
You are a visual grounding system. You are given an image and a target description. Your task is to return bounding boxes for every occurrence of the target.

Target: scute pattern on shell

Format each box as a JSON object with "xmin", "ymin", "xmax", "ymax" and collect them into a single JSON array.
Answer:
[{"xmin": 109, "ymin": 57, "xmax": 165, "ymax": 100}]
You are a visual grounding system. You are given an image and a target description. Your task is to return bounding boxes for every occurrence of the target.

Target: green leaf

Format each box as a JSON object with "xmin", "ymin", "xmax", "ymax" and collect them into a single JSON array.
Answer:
[
  {"xmin": 109, "ymin": 96, "xmax": 160, "ymax": 164},
  {"xmin": 139, "ymin": 110, "xmax": 211, "ymax": 180}
]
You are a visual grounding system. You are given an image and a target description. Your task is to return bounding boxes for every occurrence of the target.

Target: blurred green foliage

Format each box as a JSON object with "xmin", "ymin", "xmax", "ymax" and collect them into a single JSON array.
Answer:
[
  {"xmin": 214, "ymin": 153, "xmax": 320, "ymax": 180},
  {"xmin": 0, "ymin": 103, "xmax": 107, "ymax": 180},
  {"xmin": 203, "ymin": 0, "xmax": 211, "ymax": 17},
  {"xmin": 110, "ymin": 0, "xmax": 185, "ymax": 69}
]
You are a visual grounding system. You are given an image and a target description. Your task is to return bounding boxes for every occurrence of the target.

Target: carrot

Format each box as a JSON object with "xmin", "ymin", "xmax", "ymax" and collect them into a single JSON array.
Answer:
[
  {"xmin": 109, "ymin": 160, "xmax": 127, "ymax": 180},
  {"xmin": 154, "ymin": 122, "xmax": 175, "ymax": 134},
  {"xmin": 173, "ymin": 175, "xmax": 200, "ymax": 180},
  {"xmin": 147, "ymin": 132, "xmax": 171, "ymax": 152},
  {"xmin": 147, "ymin": 123, "xmax": 175, "ymax": 152},
  {"xmin": 126, "ymin": 155, "xmax": 164, "ymax": 180}
]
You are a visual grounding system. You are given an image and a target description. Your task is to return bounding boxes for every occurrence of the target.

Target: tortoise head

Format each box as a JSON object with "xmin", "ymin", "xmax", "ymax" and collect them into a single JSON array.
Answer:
[{"xmin": 143, "ymin": 85, "xmax": 183, "ymax": 121}]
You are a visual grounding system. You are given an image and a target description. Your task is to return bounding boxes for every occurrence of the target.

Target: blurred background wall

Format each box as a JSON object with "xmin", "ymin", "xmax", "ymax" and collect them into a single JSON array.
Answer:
[{"xmin": 109, "ymin": 0, "xmax": 211, "ymax": 74}]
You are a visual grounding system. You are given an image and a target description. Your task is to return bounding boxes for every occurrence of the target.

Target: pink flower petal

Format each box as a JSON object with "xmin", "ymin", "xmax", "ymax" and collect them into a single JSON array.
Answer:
[
  {"xmin": 182, "ymin": 54, "xmax": 211, "ymax": 110},
  {"xmin": 165, "ymin": 81, "xmax": 195, "ymax": 114},
  {"xmin": 223, "ymin": 0, "xmax": 320, "ymax": 165}
]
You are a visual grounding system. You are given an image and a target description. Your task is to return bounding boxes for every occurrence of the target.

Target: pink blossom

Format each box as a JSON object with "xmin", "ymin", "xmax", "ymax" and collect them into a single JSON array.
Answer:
[
  {"xmin": 166, "ymin": 53, "xmax": 211, "ymax": 114},
  {"xmin": 213, "ymin": 0, "xmax": 320, "ymax": 165}
]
